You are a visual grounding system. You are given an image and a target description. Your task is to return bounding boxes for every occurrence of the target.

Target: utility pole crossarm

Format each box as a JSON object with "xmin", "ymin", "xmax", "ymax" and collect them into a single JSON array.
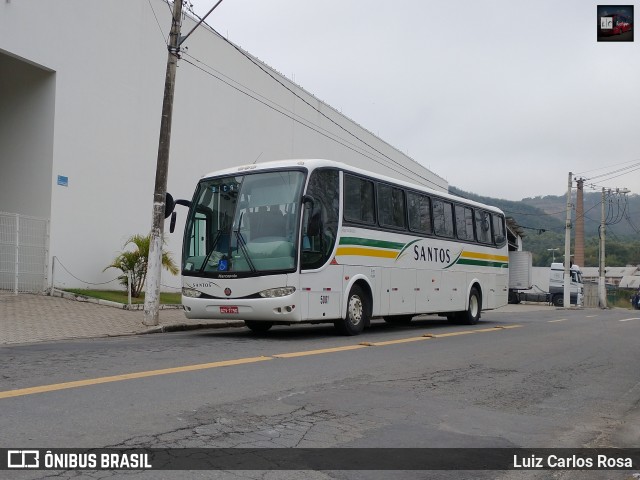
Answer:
[{"xmin": 179, "ymin": 0, "xmax": 224, "ymax": 46}]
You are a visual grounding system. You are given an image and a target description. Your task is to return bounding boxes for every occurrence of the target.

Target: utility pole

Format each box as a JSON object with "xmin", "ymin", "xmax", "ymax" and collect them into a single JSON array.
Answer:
[
  {"xmin": 574, "ymin": 178, "xmax": 585, "ymax": 268},
  {"xmin": 563, "ymin": 172, "xmax": 572, "ymax": 308},
  {"xmin": 143, "ymin": 0, "xmax": 225, "ymax": 326},
  {"xmin": 144, "ymin": 0, "xmax": 184, "ymax": 326},
  {"xmin": 598, "ymin": 187, "xmax": 607, "ymax": 308}
]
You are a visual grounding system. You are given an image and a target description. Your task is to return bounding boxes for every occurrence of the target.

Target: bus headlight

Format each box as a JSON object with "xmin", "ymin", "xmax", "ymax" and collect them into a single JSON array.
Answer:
[
  {"xmin": 182, "ymin": 287, "xmax": 202, "ymax": 298},
  {"xmin": 259, "ymin": 287, "xmax": 296, "ymax": 298}
]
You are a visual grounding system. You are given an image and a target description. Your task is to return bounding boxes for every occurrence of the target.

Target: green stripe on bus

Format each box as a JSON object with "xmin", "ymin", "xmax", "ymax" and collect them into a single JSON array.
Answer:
[
  {"xmin": 457, "ymin": 259, "xmax": 509, "ymax": 268},
  {"xmin": 339, "ymin": 237, "xmax": 404, "ymax": 250}
]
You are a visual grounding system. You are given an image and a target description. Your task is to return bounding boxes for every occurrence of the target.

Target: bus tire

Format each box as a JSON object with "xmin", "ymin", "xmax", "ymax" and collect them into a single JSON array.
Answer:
[
  {"xmin": 335, "ymin": 285, "xmax": 368, "ymax": 336},
  {"xmin": 245, "ymin": 320, "xmax": 273, "ymax": 333},
  {"xmin": 446, "ymin": 313, "xmax": 460, "ymax": 324},
  {"xmin": 383, "ymin": 315, "xmax": 413, "ymax": 325},
  {"xmin": 459, "ymin": 287, "xmax": 481, "ymax": 325}
]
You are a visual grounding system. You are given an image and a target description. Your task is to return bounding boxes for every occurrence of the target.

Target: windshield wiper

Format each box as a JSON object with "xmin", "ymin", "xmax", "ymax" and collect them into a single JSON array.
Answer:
[
  {"xmin": 199, "ymin": 228, "xmax": 224, "ymax": 272},
  {"xmin": 233, "ymin": 212, "xmax": 256, "ymax": 272}
]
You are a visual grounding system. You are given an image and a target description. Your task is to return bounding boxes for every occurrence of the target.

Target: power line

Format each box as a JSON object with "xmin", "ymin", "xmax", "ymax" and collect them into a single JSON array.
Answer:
[
  {"xmin": 147, "ymin": 0, "xmax": 168, "ymax": 45},
  {"xmin": 181, "ymin": 9, "xmax": 448, "ymax": 192},
  {"xmin": 585, "ymin": 161, "xmax": 640, "ymax": 180},
  {"xmin": 575, "ymin": 158, "xmax": 640, "ymax": 176},
  {"xmin": 181, "ymin": 56, "xmax": 445, "ymax": 186},
  {"xmin": 181, "ymin": 51, "xmax": 400, "ymax": 167}
]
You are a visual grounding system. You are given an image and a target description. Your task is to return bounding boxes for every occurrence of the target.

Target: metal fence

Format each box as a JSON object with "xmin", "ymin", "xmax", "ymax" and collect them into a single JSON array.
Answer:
[
  {"xmin": 0, "ymin": 212, "xmax": 50, "ymax": 293},
  {"xmin": 582, "ymin": 282, "xmax": 598, "ymax": 308}
]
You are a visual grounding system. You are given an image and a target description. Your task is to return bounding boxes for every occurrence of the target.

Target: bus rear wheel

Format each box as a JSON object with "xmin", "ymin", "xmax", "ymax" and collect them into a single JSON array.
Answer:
[
  {"xmin": 335, "ymin": 285, "xmax": 368, "ymax": 336},
  {"xmin": 245, "ymin": 320, "xmax": 273, "ymax": 333},
  {"xmin": 456, "ymin": 287, "xmax": 481, "ymax": 325}
]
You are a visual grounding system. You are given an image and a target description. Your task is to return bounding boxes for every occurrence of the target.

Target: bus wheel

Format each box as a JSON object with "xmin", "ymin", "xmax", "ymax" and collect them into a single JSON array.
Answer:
[
  {"xmin": 335, "ymin": 285, "xmax": 368, "ymax": 335},
  {"xmin": 383, "ymin": 315, "xmax": 413, "ymax": 325},
  {"xmin": 245, "ymin": 320, "xmax": 273, "ymax": 333},
  {"xmin": 459, "ymin": 287, "xmax": 481, "ymax": 325}
]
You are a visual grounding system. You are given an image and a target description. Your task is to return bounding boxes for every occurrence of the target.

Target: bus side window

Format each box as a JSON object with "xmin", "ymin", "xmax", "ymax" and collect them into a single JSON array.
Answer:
[
  {"xmin": 475, "ymin": 210, "xmax": 492, "ymax": 244},
  {"xmin": 377, "ymin": 183, "xmax": 406, "ymax": 229},
  {"xmin": 344, "ymin": 174, "xmax": 375, "ymax": 225},
  {"xmin": 455, "ymin": 205, "xmax": 474, "ymax": 241},
  {"xmin": 301, "ymin": 169, "xmax": 339, "ymax": 270},
  {"xmin": 492, "ymin": 213, "xmax": 506, "ymax": 245},
  {"xmin": 407, "ymin": 192, "xmax": 431, "ymax": 234},
  {"xmin": 433, "ymin": 199, "xmax": 454, "ymax": 237}
]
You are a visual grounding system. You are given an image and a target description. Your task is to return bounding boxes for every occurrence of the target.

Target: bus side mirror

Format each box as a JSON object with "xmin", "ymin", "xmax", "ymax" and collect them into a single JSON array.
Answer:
[
  {"xmin": 165, "ymin": 192, "xmax": 175, "ymax": 218},
  {"xmin": 165, "ymin": 193, "xmax": 191, "ymax": 233}
]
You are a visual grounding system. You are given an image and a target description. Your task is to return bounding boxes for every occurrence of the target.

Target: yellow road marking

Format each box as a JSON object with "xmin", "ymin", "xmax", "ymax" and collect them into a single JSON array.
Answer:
[
  {"xmin": 273, "ymin": 345, "xmax": 367, "ymax": 358},
  {"xmin": 0, "ymin": 356, "xmax": 272, "ymax": 400},
  {"xmin": 430, "ymin": 331, "xmax": 475, "ymax": 338},
  {"xmin": 548, "ymin": 319, "xmax": 567, "ymax": 323},
  {"xmin": 361, "ymin": 336, "xmax": 432, "ymax": 346},
  {"xmin": 0, "ymin": 324, "xmax": 524, "ymax": 399}
]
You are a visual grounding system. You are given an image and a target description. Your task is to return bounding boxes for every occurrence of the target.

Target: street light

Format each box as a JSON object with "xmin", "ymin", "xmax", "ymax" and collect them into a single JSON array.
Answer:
[{"xmin": 547, "ymin": 248, "xmax": 559, "ymax": 262}]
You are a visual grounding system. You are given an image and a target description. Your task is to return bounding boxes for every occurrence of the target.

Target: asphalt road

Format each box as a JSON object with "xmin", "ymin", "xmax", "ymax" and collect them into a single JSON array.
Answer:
[{"xmin": 2, "ymin": 307, "xmax": 640, "ymax": 480}]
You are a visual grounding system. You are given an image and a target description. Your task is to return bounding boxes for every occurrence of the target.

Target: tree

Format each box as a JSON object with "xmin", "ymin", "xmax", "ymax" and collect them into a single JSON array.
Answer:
[{"xmin": 104, "ymin": 234, "xmax": 178, "ymax": 298}]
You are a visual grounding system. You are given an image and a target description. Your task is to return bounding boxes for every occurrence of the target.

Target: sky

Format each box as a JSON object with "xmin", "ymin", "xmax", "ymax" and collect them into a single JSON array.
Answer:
[{"xmin": 189, "ymin": 0, "xmax": 640, "ymax": 201}]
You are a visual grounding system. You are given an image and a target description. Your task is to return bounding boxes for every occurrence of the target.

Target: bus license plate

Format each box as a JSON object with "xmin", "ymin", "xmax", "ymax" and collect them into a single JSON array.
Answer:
[{"xmin": 220, "ymin": 306, "xmax": 239, "ymax": 314}]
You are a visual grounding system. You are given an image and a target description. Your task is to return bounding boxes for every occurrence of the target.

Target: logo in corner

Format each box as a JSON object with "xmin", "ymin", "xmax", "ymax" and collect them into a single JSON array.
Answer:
[{"xmin": 7, "ymin": 450, "xmax": 39, "ymax": 468}]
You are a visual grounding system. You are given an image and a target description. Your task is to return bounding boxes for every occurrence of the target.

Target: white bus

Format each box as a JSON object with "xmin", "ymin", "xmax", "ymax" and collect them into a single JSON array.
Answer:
[{"xmin": 175, "ymin": 159, "xmax": 509, "ymax": 335}]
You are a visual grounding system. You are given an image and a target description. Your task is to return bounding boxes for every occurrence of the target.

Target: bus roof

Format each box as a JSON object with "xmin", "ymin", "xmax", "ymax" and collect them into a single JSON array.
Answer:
[{"xmin": 200, "ymin": 158, "xmax": 504, "ymax": 215}]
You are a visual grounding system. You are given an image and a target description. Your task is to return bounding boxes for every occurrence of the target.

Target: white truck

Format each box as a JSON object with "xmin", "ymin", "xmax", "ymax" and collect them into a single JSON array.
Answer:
[
  {"xmin": 508, "ymin": 253, "xmax": 583, "ymax": 306},
  {"xmin": 508, "ymin": 251, "xmax": 535, "ymax": 304},
  {"xmin": 548, "ymin": 262, "xmax": 583, "ymax": 307}
]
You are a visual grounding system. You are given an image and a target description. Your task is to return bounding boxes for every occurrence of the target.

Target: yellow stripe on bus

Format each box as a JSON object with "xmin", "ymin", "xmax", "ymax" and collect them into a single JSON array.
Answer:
[
  {"xmin": 336, "ymin": 247, "xmax": 398, "ymax": 259},
  {"xmin": 460, "ymin": 251, "xmax": 509, "ymax": 262}
]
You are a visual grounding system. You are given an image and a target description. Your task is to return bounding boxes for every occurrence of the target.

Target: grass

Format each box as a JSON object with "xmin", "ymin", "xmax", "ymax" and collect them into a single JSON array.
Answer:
[
  {"xmin": 64, "ymin": 289, "xmax": 181, "ymax": 305},
  {"xmin": 607, "ymin": 288, "xmax": 639, "ymax": 310}
]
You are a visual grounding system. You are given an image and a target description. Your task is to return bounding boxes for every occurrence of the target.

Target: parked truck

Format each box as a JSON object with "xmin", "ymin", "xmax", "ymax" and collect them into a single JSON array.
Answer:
[
  {"xmin": 548, "ymin": 262, "xmax": 583, "ymax": 307},
  {"xmin": 508, "ymin": 251, "xmax": 535, "ymax": 303},
  {"xmin": 508, "ymin": 252, "xmax": 583, "ymax": 306}
]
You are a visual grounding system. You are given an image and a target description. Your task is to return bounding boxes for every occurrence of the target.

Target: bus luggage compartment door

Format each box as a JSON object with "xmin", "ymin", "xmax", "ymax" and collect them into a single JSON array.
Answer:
[{"xmin": 388, "ymin": 268, "xmax": 417, "ymax": 315}]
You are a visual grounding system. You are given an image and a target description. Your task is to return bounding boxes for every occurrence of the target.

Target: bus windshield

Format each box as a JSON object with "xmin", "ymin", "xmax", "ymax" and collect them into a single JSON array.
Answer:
[{"xmin": 182, "ymin": 169, "xmax": 305, "ymax": 276}]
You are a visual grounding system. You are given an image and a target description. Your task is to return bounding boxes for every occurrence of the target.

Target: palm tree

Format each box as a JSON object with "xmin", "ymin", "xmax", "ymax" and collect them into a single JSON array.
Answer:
[{"xmin": 104, "ymin": 234, "xmax": 179, "ymax": 297}]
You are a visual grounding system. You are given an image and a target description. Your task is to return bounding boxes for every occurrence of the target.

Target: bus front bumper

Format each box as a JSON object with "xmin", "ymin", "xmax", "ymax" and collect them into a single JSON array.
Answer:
[{"xmin": 182, "ymin": 294, "xmax": 303, "ymax": 323}]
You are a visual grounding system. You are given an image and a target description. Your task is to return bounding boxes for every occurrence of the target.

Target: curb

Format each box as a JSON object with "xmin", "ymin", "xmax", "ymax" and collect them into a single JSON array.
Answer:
[
  {"xmin": 139, "ymin": 321, "xmax": 246, "ymax": 335},
  {"xmin": 51, "ymin": 289, "xmax": 183, "ymax": 310}
]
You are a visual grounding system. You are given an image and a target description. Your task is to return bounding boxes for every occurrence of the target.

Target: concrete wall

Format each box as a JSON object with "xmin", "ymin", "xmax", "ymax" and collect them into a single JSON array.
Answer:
[
  {"xmin": 0, "ymin": 0, "xmax": 446, "ymax": 290},
  {"xmin": 0, "ymin": 52, "xmax": 55, "ymax": 218}
]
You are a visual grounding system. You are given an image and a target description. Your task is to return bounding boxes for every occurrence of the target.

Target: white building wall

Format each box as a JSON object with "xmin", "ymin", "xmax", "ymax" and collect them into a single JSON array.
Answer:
[
  {"xmin": 0, "ymin": 53, "xmax": 55, "ymax": 218},
  {"xmin": 0, "ymin": 0, "xmax": 447, "ymax": 291}
]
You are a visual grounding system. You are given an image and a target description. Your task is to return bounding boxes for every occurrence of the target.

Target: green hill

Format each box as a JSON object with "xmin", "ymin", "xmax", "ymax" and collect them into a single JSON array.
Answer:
[{"xmin": 449, "ymin": 187, "xmax": 640, "ymax": 267}]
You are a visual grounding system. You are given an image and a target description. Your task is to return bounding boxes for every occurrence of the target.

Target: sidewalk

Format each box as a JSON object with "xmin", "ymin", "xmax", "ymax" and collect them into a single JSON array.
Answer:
[
  {"xmin": 0, "ymin": 292, "xmax": 244, "ymax": 346},
  {"xmin": 1, "ymin": 291, "xmax": 561, "ymax": 346}
]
